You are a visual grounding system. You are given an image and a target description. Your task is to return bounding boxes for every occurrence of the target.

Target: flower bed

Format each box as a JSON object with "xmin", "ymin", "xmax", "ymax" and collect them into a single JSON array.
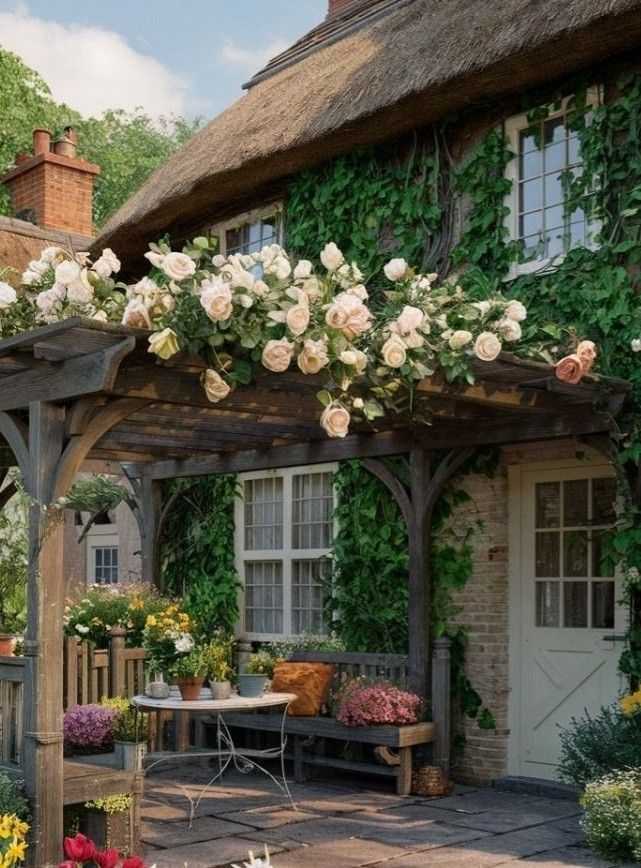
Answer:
[
  {"xmin": 336, "ymin": 680, "xmax": 422, "ymax": 727},
  {"xmin": 64, "ymin": 585, "xmax": 170, "ymax": 649},
  {"xmin": 63, "ymin": 704, "xmax": 118, "ymax": 755}
]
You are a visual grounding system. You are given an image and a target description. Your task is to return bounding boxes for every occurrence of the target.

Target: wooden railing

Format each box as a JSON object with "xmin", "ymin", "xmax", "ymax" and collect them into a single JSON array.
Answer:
[
  {"xmin": 63, "ymin": 629, "xmax": 148, "ymax": 709},
  {"xmin": 0, "ymin": 656, "xmax": 30, "ymax": 769}
]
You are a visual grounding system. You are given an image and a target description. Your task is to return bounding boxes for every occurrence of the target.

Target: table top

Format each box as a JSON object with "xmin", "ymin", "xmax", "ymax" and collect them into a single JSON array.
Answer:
[{"xmin": 132, "ymin": 687, "xmax": 296, "ymax": 712}]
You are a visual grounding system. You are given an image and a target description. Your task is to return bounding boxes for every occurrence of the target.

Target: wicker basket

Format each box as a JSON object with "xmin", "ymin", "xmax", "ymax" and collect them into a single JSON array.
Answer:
[{"xmin": 411, "ymin": 764, "xmax": 454, "ymax": 798}]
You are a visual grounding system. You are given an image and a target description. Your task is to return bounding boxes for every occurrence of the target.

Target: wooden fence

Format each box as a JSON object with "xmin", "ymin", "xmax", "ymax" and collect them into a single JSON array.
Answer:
[
  {"xmin": 63, "ymin": 629, "xmax": 148, "ymax": 709},
  {"xmin": 0, "ymin": 656, "xmax": 29, "ymax": 769}
]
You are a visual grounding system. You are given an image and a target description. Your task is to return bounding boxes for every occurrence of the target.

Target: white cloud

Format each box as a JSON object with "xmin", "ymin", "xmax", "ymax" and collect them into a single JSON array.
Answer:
[
  {"xmin": 0, "ymin": 8, "xmax": 190, "ymax": 118},
  {"xmin": 217, "ymin": 37, "xmax": 289, "ymax": 76}
]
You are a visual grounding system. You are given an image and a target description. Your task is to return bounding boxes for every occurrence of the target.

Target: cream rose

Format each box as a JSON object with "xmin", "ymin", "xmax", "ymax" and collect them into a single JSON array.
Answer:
[
  {"xmin": 93, "ymin": 248, "xmax": 121, "ymax": 279},
  {"xmin": 348, "ymin": 284, "xmax": 368, "ymax": 301},
  {"xmin": 200, "ymin": 281, "xmax": 233, "ymax": 322},
  {"xmin": 293, "ymin": 260, "xmax": 313, "ymax": 280},
  {"xmin": 504, "ymin": 299, "xmax": 527, "ymax": 322},
  {"xmin": 160, "ymin": 252, "xmax": 196, "ymax": 281},
  {"xmin": 144, "ymin": 250, "xmax": 165, "ymax": 269},
  {"xmin": 395, "ymin": 305, "xmax": 424, "ymax": 335},
  {"xmin": 35, "ymin": 287, "xmax": 63, "ymax": 316},
  {"xmin": 320, "ymin": 242, "xmax": 344, "ymax": 271},
  {"xmin": 473, "ymin": 331, "xmax": 502, "ymax": 362},
  {"xmin": 325, "ymin": 292, "xmax": 371, "ymax": 339},
  {"xmin": 148, "ymin": 327, "xmax": 180, "ymax": 360},
  {"xmin": 383, "ymin": 258, "xmax": 408, "ymax": 282},
  {"xmin": 297, "ymin": 339, "xmax": 329, "ymax": 374},
  {"xmin": 320, "ymin": 402, "xmax": 351, "ymax": 438},
  {"xmin": 203, "ymin": 369, "xmax": 231, "ymax": 403},
  {"xmin": 498, "ymin": 318, "xmax": 522, "ymax": 341},
  {"xmin": 286, "ymin": 303, "xmax": 310, "ymax": 336},
  {"xmin": 264, "ymin": 255, "xmax": 292, "ymax": 281},
  {"xmin": 262, "ymin": 338, "xmax": 294, "ymax": 372},
  {"xmin": 91, "ymin": 310, "xmax": 108, "ymax": 323},
  {"xmin": 122, "ymin": 299, "xmax": 152, "ymax": 329},
  {"xmin": 0, "ymin": 282, "xmax": 17, "ymax": 309},
  {"xmin": 66, "ymin": 278, "xmax": 94, "ymax": 305},
  {"xmin": 449, "ymin": 330, "xmax": 473, "ymax": 350},
  {"xmin": 352, "ymin": 397, "xmax": 364, "ymax": 410},
  {"xmin": 577, "ymin": 340, "xmax": 597, "ymax": 373},
  {"xmin": 382, "ymin": 335, "xmax": 407, "ymax": 368},
  {"xmin": 54, "ymin": 259, "xmax": 81, "ymax": 286}
]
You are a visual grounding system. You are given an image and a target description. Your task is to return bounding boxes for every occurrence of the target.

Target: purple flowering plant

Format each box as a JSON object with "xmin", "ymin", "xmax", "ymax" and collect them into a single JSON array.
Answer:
[
  {"xmin": 336, "ymin": 679, "xmax": 422, "ymax": 727},
  {"xmin": 63, "ymin": 704, "xmax": 118, "ymax": 753}
]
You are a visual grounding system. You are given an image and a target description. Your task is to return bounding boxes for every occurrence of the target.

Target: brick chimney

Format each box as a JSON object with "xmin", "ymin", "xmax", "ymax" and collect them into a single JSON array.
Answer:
[
  {"xmin": 328, "ymin": 0, "xmax": 354, "ymax": 12},
  {"xmin": 2, "ymin": 127, "xmax": 100, "ymax": 237}
]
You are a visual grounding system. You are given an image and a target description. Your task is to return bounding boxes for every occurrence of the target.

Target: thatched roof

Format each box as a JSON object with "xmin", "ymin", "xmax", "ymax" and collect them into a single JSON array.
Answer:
[
  {"xmin": 0, "ymin": 217, "xmax": 93, "ymax": 288},
  {"xmin": 95, "ymin": 0, "xmax": 641, "ymax": 266}
]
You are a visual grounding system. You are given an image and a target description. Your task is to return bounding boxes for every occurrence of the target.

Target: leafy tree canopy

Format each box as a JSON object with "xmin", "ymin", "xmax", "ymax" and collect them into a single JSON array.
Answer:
[{"xmin": 0, "ymin": 47, "xmax": 202, "ymax": 227}]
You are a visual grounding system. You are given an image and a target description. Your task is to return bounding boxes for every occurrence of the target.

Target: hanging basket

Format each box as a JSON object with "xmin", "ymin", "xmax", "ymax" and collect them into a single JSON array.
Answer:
[{"xmin": 411, "ymin": 764, "xmax": 454, "ymax": 798}]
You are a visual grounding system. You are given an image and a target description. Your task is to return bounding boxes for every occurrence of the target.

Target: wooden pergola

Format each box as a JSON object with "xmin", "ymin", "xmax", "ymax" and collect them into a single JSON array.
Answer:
[{"xmin": 0, "ymin": 318, "xmax": 628, "ymax": 866}]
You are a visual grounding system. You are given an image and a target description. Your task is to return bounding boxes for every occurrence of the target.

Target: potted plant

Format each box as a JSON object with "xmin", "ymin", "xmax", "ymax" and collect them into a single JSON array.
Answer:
[
  {"xmin": 171, "ymin": 648, "xmax": 207, "ymax": 701},
  {"xmin": 109, "ymin": 699, "xmax": 148, "ymax": 771},
  {"xmin": 237, "ymin": 651, "xmax": 278, "ymax": 698},
  {"xmin": 202, "ymin": 636, "xmax": 234, "ymax": 700}
]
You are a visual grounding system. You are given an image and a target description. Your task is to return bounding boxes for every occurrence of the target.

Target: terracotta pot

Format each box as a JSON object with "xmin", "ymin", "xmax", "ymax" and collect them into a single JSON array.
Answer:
[
  {"xmin": 175, "ymin": 676, "xmax": 204, "ymax": 701},
  {"xmin": 32, "ymin": 129, "xmax": 51, "ymax": 155},
  {"xmin": 0, "ymin": 635, "xmax": 14, "ymax": 657}
]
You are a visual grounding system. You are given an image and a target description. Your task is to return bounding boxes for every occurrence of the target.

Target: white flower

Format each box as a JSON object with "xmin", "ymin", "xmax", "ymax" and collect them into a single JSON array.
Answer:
[
  {"xmin": 293, "ymin": 260, "xmax": 313, "ymax": 280},
  {"xmin": 93, "ymin": 247, "xmax": 121, "ymax": 279},
  {"xmin": 21, "ymin": 269, "xmax": 41, "ymax": 286},
  {"xmin": 148, "ymin": 327, "xmax": 180, "ymax": 360},
  {"xmin": 264, "ymin": 255, "xmax": 292, "ymax": 281},
  {"xmin": 200, "ymin": 279, "xmax": 234, "ymax": 322},
  {"xmin": 449, "ymin": 330, "xmax": 473, "ymax": 350},
  {"xmin": 383, "ymin": 257, "xmax": 408, "ymax": 282},
  {"xmin": 203, "ymin": 369, "xmax": 231, "ymax": 403},
  {"xmin": 632, "ymin": 339, "xmax": 641, "ymax": 353},
  {"xmin": 325, "ymin": 292, "xmax": 371, "ymax": 339},
  {"xmin": 160, "ymin": 251, "xmax": 196, "ymax": 282},
  {"xmin": 403, "ymin": 330, "xmax": 424, "ymax": 349},
  {"xmin": 262, "ymin": 338, "xmax": 295, "ymax": 372},
  {"xmin": 40, "ymin": 246, "xmax": 62, "ymax": 264},
  {"xmin": 320, "ymin": 402, "xmax": 350, "ymax": 438},
  {"xmin": 320, "ymin": 242, "xmax": 344, "ymax": 271},
  {"xmin": 27, "ymin": 258, "xmax": 49, "ymax": 277},
  {"xmin": 224, "ymin": 263, "xmax": 255, "ymax": 291},
  {"xmin": 129, "ymin": 276, "xmax": 159, "ymax": 300},
  {"xmin": 471, "ymin": 300, "xmax": 494, "ymax": 317},
  {"xmin": 352, "ymin": 397, "xmax": 364, "ymax": 410},
  {"xmin": 75, "ymin": 624, "xmax": 89, "ymax": 635},
  {"xmin": 54, "ymin": 259, "xmax": 81, "ymax": 286},
  {"xmin": 122, "ymin": 299, "xmax": 152, "ymax": 329},
  {"xmin": 286, "ymin": 303, "xmax": 310, "ymax": 336},
  {"xmin": 144, "ymin": 250, "xmax": 165, "ymax": 269},
  {"xmin": 239, "ymin": 294, "xmax": 254, "ymax": 309},
  {"xmin": 395, "ymin": 305, "xmax": 424, "ymax": 335},
  {"xmin": 0, "ymin": 282, "xmax": 17, "ymax": 309},
  {"xmin": 347, "ymin": 284, "xmax": 368, "ymax": 301},
  {"xmin": 212, "ymin": 254, "xmax": 226, "ymax": 268},
  {"xmin": 66, "ymin": 275, "xmax": 94, "ymax": 304},
  {"xmin": 381, "ymin": 335, "xmax": 407, "ymax": 368},
  {"xmin": 92, "ymin": 310, "xmax": 108, "ymax": 323},
  {"xmin": 297, "ymin": 339, "xmax": 329, "ymax": 374},
  {"xmin": 498, "ymin": 318, "xmax": 522, "ymax": 341},
  {"xmin": 504, "ymin": 299, "xmax": 527, "ymax": 322},
  {"xmin": 174, "ymin": 633, "xmax": 195, "ymax": 654},
  {"xmin": 473, "ymin": 331, "xmax": 502, "ymax": 362}
]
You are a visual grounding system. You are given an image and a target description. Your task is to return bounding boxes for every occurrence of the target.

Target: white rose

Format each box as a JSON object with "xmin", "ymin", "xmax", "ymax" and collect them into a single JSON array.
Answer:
[
  {"xmin": 262, "ymin": 338, "xmax": 295, "ymax": 372},
  {"xmin": 200, "ymin": 281, "xmax": 234, "ymax": 322},
  {"xmin": 54, "ymin": 259, "xmax": 81, "ymax": 286},
  {"xmin": 148, "ymin": 327, "xmax": 180, "ymax": 360},
  {"xmin": 352, "ymin": 349, "xmax": 368, "ymax": 374},
  {"xmin": 93, "ymin": 247, "xmax": 121, "ymax": 279},
  {"xmin": 293, "ymin": 260, "xmax": 313, "ymax": 280},
  {"xmin": 632, "ymin": 339, "xmax": 641, "ymax": 352},
  {"xmin": 381, "ymin": 335, "xmax": 407, "ymax": 368},
  {"xmin": 224, "ymin": 264, "xmax": 255, "ymax": 291},
  {"xmin": 160, "ymin": 251, "xmax": 196, "ymax": 281},
  {"xmin": 239, "ymin": 294, "xmax": 254, "ymax": 309},
  {"xmin": 0, "ymin": 282, "xmax": 17, "ymax": 309},
  {"xmin": 320, "ymin": 402, "xmax": 351, "ymax": 438},
  {"xmin": 504, "ymin": 299, "xmax": 527, "ymax": 322},
  {"xmin": 383, "ymin": 258, "xmax": 408, "ymax": 282},
  {"xmin": 21, "ymin": 269, "xmax": 40, "ymax": 286},
  {"xmin": 211, "ymin": 254, "xmax": 226, "ymax": 268},
  {"xmin": 35, "ymin": 287, "xmax": 63, "ymax": 315},
  {"xmin": 348, "ymin": 284, "xmax": 368, "ymax": 301},
  {"xmin": 320, "ymin": 242, "xmax": 344, "ymax": 271},
  {"xmin": 340, "ymin": 350, "xmax": 357, "ymax": 366},
  {"xmin": 286, "ymin": 303, "xmax": 310, "ymax": 336},
  {"xmin": 92, "ymin": 310, "xmax": 108, "ymax": 323},
  {"xmin": 253, "ymin": 279, "xmax": 270, "ymax": 295},
  {"xmin": 353, "ymin": 397, "xmax": 364, "ymax": 410},
  {"xmin": 174, "ymin": 633, "xmax": 194, "ymax": 654},
  {"xmin": 122, "ymin": 299, "xmax": 152, "ymax": 329},
  {"xmin": 325, "ymin": 292, "xmax": 371, "ymax": 339},
  {"xmin": 403, "ymin": 331, "xmax": 424, "ymax": 349},
  {"xmin": 471, "ymin": 300, "xmax": 493, "ymax": 317},
  {"xmin": 66, "ymin": 278, "xmax": 94, "ymax": 305},
  {"xmin": 40, "ymin": 246, "xmax": 62, "ymax": 264},
  {"xmin": 395, "ymin": 305, "xmax": 424, "ymax": 335},
  {"xmin": 449, "ymin": 330, "xmax": 473, "ymax": 350},
  {"xmin": 203, "ymin": 369, "xmax": 231, "ymax": 403},
  {"xmin": 473, "ymin": 331, "xmax": 502, "ymax": 362},
  {"xmin": 264, "ymin": 255, "xmax": 292, "ymax": 281},
  {"xmin": 297, "ymin": 339, "xmax": 329, "ymax": 374},
  {"xmin": 27, "ymin": 258, "xmax": 49, "ymax": 277},
  {"xmin": 129, "ymin": 276, "xmax": 158, "ymax": 300},
  {"xmin": 498, "ymin": 318, "xmax": 522, "ymax": 341}
]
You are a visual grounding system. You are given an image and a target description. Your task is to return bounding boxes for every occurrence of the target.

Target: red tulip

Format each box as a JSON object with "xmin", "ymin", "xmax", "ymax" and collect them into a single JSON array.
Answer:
[
  {"xmin": 94, "ymin": 848, "xmax": 120, "ymax": 868},
  {"xmin": 122, "ymin": 857, "xmax": 145, "ymax": 868},
  {"xmin": 64, "ymin": 833, "xmax": 96, "ymax": 863},
  {"xmin": 57, "ymin": 862, "xmax": 77, "ymax": 868}
]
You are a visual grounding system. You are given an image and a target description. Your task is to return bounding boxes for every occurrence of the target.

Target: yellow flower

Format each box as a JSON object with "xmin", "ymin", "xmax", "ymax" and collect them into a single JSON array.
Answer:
[
  {"xmin": 9, "ymin": 819, "xmax": 27, "ymax": 839},
  {"xmin": 6, "ymin": 838, "xmax": 27, "ymax": 862},
  {"xmin": 0, "ymin": 817, "xmax": 12, "ymax": 839},
  {"xmin": 148, "ymin": 327, "xmax": 180, "ymax": 360},
  {"xmin": 146, "ymin": 615, "xmax": 157, "ymax": 628},
  {"xmin": 619, "ymin": 690, "xmax": 641, "ymax": 715}
]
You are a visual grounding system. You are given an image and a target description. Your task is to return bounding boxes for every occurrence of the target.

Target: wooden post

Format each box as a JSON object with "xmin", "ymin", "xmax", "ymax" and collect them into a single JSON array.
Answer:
[
  {"xmin": 109, "ymin": 628, "xmax": 128, "ymax": 698},
  {"xmin": 64, "ymin": 635, "xmax": 79, "ymax": 710},
  {"xmin": 408, "ymin": 448, "xmax": 432, "ymax": 698},
  {"xmin": 22, "ymin": 402, "xmax": 65, "ymax": 868},
  {"xmin": 124, "ymin": 470, "xmax": 162, "ymax": 587},
  {"xmin": 431, "ymin": 636, "xmax": 452, "ymax": 773}
]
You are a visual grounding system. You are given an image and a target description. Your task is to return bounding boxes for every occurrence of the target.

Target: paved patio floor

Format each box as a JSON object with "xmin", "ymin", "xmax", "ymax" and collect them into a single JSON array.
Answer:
[{"xmin": 140, "ymin": 762, "xmax": 630, "ymax": 867}]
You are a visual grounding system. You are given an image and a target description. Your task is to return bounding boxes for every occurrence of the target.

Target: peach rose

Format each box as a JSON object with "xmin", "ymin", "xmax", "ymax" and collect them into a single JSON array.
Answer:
[
  {"xmin": 325, "ymin": 292, "xmax": 371, "ymax": 339},
  {"xmin": 286, "ymin": 303, "xmax": 310, "ymax": 336},
  {"xmin": 320, "ymin": 402, "xmax": 351, "ymax": 438},
  {"xmin": 555, "ymin": 353, "xmax": 584, "ymax": 385},
  {"xmin": 473, "ymin": 331, "xmax": 502, "ymax": 362},
  {"xmin": 577, "ymin": 340, "xmax": 597, "ymax": 374},
  {"xmin": 122, "ymin": 299, "xmax": 152, "ymax": 329},
  {"xmin": 202, "ymin": 369, "xmax": 231, "ymax": 403},
  {"xmin": 381, "ymin": 335, "xmax": 407, "ymax": 368},
  {"xmin": 395, "ymin": 305, "xmax": 424, "ymax": 335},
  {"xmin": 200, "ymin": 281, "xmax": 233, "ymax": 322},
  {"xmin": 297, "ymin": 339, "xmax": 329, "ymax": 374},
  {"xmin": 261, "ymin": 338, "xmax": 294, "ymax": 373}
]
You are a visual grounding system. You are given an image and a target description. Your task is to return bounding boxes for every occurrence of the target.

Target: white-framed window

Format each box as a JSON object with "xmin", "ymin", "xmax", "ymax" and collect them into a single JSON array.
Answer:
[
  {"xmin": 504, "ymin": 87, "xmax": 602, "ymax": 278},
  {"xmin": 206, "ymin": 204, "xmax": 283, "ymax": 257},
  {"xmin": 235, "ymin": 464, "xmax": 336, "ymax": 640},
  {"xmin": 86, "ymin": 525, "xmax": 119, "ymax": 586}
]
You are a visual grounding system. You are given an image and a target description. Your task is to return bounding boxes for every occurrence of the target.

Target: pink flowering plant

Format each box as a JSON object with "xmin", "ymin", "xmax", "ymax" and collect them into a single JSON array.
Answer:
[
  {"xmin": 63, "ymin": 703, "xmax": 118, "ymax": 753},
  {"xmin": 336, "ymin": 679, "xmax": 422, "ymax": 727}
]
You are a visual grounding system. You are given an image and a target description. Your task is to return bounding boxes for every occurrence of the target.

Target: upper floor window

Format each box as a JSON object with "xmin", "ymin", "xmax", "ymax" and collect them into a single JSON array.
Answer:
[
  {"xmin": 504, "ymin": 89, "xmax": 601, "ymax": 276},
  {"xmin": 86, "ymin": 524, "xmax": 119, "ymax": 586},
  {"xmin": 235, "ymin": 465, "xmax": 335, "ymax": 639},
  {"xmin": 207, "ymin": 204, "xmax": 283, "ymax": 257}
]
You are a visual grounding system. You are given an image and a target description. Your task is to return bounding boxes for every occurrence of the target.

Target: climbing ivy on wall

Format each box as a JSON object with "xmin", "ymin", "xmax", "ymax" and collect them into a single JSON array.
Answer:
[{"xmin": 160, "ymin": 475, "xmax": 241, "ymax": 638}]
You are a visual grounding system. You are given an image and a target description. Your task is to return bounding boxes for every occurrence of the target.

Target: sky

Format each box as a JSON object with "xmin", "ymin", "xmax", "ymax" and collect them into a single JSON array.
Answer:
[{"xmin": 0, "ymin": 0, "xmax": 327, "ymax": 121}]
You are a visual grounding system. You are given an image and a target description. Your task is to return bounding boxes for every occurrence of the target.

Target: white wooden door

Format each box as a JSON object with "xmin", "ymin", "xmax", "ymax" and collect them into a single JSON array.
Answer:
[{"xmin": 510, "ymin": 464, "xmax": 626, "ymax": 780}]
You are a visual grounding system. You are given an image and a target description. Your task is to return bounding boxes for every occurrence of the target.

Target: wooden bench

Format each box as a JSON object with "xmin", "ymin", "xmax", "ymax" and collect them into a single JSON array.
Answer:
[{"xmin": 213, "ymin": 650, "xmax": 437, "ymax": 795}]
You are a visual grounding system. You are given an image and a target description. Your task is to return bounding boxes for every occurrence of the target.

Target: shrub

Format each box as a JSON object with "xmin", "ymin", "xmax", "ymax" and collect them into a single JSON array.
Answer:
[
  {"xmin": 263, "ymin": 633, "xmax": 346, "ymax": 659},
  {"xmin": 336, "ymin": 679, "xmax": 422, "ymax": 726},
  {"xmin": 101, "ymin": 697, "xmax": 147, "ymax": 743},
  {"xmin": 244, "ymin": 650, "xmax": 282, "ymax": 678},
  {"xmin": 201, "ymin": 635, "xmax": 234, "ymax": 682},
  {"xmin": 580, "ymin": 769, "xmax": 641, "ymax": 862},
  {"xmin": 64, "ymin": 585, "xmax": 171, "ymax": 648},
  {"xmin": 558, "ymin": 701, "xmax": 641, "ymax": 788},
  {"xmin": 63, "ymin": 704, "xmax": 118, "ymax": 752},
  {"xmin": 0, "ymin": 775, "xmax": 29, "ymax": 821}
]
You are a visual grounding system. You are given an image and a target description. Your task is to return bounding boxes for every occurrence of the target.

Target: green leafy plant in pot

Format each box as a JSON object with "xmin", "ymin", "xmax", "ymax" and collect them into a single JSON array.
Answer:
[
  {"xmin": 202, "ymin": 635, "xmax": 234, "ymax": 700},
  {"xmin": 103, "ymin": 697, "xmax": 148, "ymax": 770},
  {"xmin": 171, "ymin": 648, "xmax": 207, "ymax": 700},
  {"xmin": 238, "ymin": 651, "xmax": 279, "ymax": 698}
]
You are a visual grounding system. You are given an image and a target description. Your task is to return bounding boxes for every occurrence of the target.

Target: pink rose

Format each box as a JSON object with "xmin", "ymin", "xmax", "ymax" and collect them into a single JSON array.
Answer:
[
  {"xmin": 555, "ymin": 353, "xmax": 584, "ymax": 385},
  {"xmin": 576, "ymin": 340, "xmax": 597, "ymax": 374}
]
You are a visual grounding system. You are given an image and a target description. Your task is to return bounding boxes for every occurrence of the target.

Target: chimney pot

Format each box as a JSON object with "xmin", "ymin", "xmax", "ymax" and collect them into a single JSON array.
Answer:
[{"xmin": 32, "ymin": 129, "xmax": 51, "ymax": 156}]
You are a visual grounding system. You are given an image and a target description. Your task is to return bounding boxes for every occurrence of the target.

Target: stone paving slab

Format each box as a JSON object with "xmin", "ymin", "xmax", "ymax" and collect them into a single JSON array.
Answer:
[
  {"xmin": 219, "ymin": 805, "xmax": 321, "ymax": 829},
  {"xmin": 147, "ymin": 836, "xmax": 282, "ymax": 868},
  {"xmin": 141, "ymin": 815, "xmax": 249, "ymax": 848},
  {"xmin": 265, "ymin": 837, "xmax": 414, "ymax": 867}
]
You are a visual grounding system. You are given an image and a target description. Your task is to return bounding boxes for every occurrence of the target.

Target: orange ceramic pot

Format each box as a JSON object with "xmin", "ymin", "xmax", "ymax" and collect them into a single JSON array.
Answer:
[
  {"xmin": 0, "ymin": 635, "xmax": 14, "ymax": 657},
  {"xmin": 175, "ymin": 676, "xmax": 204, "ymax": 701}
]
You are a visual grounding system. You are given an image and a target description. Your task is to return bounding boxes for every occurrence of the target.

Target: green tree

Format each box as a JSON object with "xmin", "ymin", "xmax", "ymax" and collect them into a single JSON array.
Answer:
[{"xmin": 0, "ymin": 47, "xmax": 201, "ymax": 227}]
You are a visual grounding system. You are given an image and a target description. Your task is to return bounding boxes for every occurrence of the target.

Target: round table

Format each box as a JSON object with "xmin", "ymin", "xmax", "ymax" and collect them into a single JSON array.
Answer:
[{"xmin": 132, "ymin": 688, "xmax": 297, "ymax": 825}]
